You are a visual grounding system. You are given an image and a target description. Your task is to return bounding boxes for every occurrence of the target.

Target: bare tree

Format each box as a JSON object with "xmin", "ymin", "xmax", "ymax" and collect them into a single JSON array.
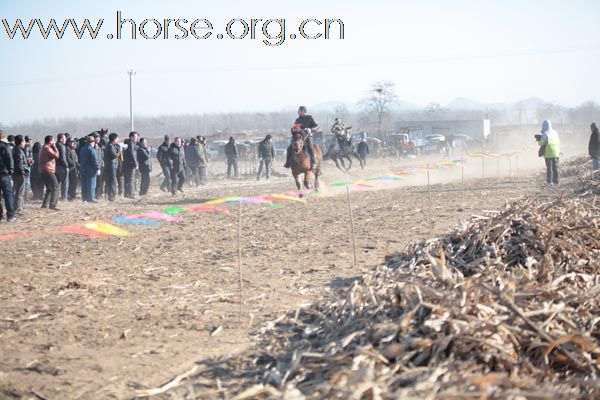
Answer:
[{"xmin": 359, "ymin": 81, "xmax": 398, "ymax": 135}]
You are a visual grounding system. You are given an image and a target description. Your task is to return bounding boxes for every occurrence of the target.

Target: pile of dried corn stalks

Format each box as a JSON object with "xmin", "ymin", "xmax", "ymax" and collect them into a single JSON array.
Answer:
[{"xmin": 223, "ymin": 158, "xmax": 600, "ymax": 400}]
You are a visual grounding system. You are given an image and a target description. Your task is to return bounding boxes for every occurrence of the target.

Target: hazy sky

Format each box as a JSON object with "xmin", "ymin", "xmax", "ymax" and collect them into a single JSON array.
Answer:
[{"xmin": 1, "ymin": 0, "xmax": 599, "ymax": 124}]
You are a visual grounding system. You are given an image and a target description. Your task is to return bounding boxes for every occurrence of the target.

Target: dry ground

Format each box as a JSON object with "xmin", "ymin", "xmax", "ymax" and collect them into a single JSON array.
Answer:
[{"xmin": 0, "ymin": 153, "xmax": 566, "ymax": 399}]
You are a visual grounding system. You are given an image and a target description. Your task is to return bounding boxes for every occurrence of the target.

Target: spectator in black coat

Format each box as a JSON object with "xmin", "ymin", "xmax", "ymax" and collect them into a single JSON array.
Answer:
[
  {"xmin": 157, "ymin": 135, "xmax": 171, "ymax": 192},
  {"xmin": 224, "ymin": 136, "xmax": 239, "ymax": 178},
  {"xmin": 168, "ymin": 137, "xmax": 186, "ymax": 195},
  {"xmin": 30, "ymin": 142, "xmax": 44, "ymax": 201},
  {"xmin": 66, "ymin": 138, "xmax": 79, "ymax": 201},
  {"xmin": 12, "ymin": 135, "xmax": 28, "ymax": 215},
  {"xmin": 0, "ymin": 130, "xmax": 15, "ymax": 222},
  {"xmin": 123, "ymin": 131, "xmax": 139, "ymax": 198},
  {"xmin": 589, "ymin": 122, "xmax": 600, "ymax": 172},
  {"xmin": 137, "ymin": 137, "xmax": 152, "ymax": 196},
  {"xmin": 55, "ymin": 133, "xmax": 69, "ymax": 200},
  {"xmin": 103, "ymin": 133, "xmax": 119, "ymax": 201}
]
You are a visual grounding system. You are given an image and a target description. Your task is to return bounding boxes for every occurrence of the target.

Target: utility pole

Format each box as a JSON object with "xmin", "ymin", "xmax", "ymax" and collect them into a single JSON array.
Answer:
[{"xmin": 127, "ymin": 69, "xmax": 136, "ymax": 132}]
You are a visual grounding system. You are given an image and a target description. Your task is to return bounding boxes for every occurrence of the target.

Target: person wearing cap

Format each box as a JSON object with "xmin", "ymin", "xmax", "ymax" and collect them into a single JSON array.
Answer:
[
  {"xmin": 39, "ymin": 135, "xmax": 60, "ymax": 210},
  {"xmin": 197, "ymin": 136, "xmax": 209, "ymax": 185},
  {"xmin": 79, "ymin": 135, "xmax": 101, "ymax": 203},
  {"xmin": 0, "ymin": 130, "xmax": 16, "ymax": 221},
  {"xmin": 284, "ymin": 106, "xmax": 318, "ymax": 170},
  {"xmin": 331, "ymin": 117, "xmax": 350, "ymax": 150},
  {"xmin": 224, "ymin": 136, "xmax": 239, "ymax": 178},
  {"xmin": 103, "ymin": 133, "xmax": 119, "ymax": 201},
  {"xmin": 157, "ymin": 135, "xmax": 172, "ymax": 192},
  {"xmin": 257, "ymin": 134, "xmax": 275, "ymax": 180}
]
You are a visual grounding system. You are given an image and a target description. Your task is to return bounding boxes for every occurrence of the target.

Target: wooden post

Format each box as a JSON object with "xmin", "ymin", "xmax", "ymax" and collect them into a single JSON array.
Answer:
[
  {"xmin": 346, "ymin": 186, "xmax": 358, "ymax": 270},
  {"xmin": 427, "ymin": 163, "xmax": 432, "ymax": 238},
  {"xmin": 237, "ymin": 202, "xmax": 243, "ymax": 322}
]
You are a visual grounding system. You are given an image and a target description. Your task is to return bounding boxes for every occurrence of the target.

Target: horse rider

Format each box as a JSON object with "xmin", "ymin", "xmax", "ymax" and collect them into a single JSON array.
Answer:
[
  {"xmin": 331, "ymin": 117, "xmax": 351, "ymax": 150},
  {"xmin": 284, "ymin": 105, "xmax": 318, "ymax": 171}
]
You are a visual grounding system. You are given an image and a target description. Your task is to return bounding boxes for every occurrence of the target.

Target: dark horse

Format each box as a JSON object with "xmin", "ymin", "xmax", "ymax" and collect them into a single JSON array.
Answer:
[
  {"xmin": 290, "ymin": 132, "xmax": 322, "ymax": 192},
  {"xmin": 324, "ymin": 134, "xmax": 362, "ymax": 173}
]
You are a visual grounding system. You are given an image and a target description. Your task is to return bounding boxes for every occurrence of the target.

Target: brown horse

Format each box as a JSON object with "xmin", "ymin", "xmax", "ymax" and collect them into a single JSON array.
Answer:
[{"xmin": 290, "ymin": 134, "xmax": 322, "ymax": 192}]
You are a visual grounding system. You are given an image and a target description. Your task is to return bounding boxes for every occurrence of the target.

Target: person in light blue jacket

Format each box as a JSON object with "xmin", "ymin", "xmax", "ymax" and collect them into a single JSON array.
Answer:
[{"xmin": 79, "ymin": 135, "xmax": 101, "ymax": 203}]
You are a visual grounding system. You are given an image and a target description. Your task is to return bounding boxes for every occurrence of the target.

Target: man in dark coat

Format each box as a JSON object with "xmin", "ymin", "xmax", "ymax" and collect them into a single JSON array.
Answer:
[
  {"xmin": 157, "ymin": 135, "xmax": 171, "ymax": 192},
  {"xmin": 103, "ymin": 133, "xmax": 119, "ymax": 201},
  {"xmin": 589, "ymin": 122, "xmax": 600, "ymax": 172},
  {"xmin": 12, "ymin": 135, "xmax": 28, "ymax": 215},
  {"xmin": 357, "ymin": 137, "xmax": 370, "ymax": 167},
  {"xmin": 185, "ymin": 137, "xmax": 201, "ymax": 186},
  {"xmin": 55, "ymin": 133, "xmax": 69, "ymax": 200},
  {"xmin": 137, "ymin": 137, "xmax": 152, "ymax": 196},
  {"xmin": 0, "ymin": 131, "xmax": 15, "ymax": 221},
  {"xmin": 168, "ymin": 137, "xmax": 186, "ymax": 195},
  {"xmin": 122, "ymin": 131, "xmax": 139, "ymax": 198},
  {"xmin": 66, "ymin": 138, "xmax": 79, "ymax": 201},
  {"xmin": 224, "ymin": 136, "xmax": 239, "ymax": 178},
  {"xmin": 94, "ymin": 133, "xmax": 105, "ymax": 200},
  {"xmin": 257, "ymin": 134, "xmax": 275, "ymax": 180}
]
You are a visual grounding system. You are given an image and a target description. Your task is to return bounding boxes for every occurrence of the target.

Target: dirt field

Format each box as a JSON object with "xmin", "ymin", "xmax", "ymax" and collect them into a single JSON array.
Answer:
[{"xmin": 0, "ymin": 153, "xmax": 568, "ymax": 399}]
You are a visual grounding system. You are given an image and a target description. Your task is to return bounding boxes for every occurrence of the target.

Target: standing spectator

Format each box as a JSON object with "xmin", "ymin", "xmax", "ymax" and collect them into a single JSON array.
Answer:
[
  {"xmin": 79, "ymin": 135, "xmax": 101, "ymax": 203},
  {"xmin": 23, "ymin": 136, "xmax": 33, "ymax": 200},
  {"xmin": 137, "ymin": 137, "xmax": 152, "ymax": 196},
  {"xmin": 30, "ymin": 142, "xmax": 44, "ymax": 201},
  {"xmin": 123, "ymin": 131, "xmax": 139, "ymax": 199},
  {"xmin": 357, "ymin": 136, "xmax": 370, "ymax": 167},
  {"xmin": 66, "ymin": 138, "xmax": 79, "ymax": 201},
  {"xmin": 185, "ymin": 137, "xmax": 201, "ymax": 186},
  {"xmin": 103, "ymin": 133, "xmax": 119, "ymax": 201},
  {"xmin": 6, "ymin": 135, "xmax": 15, "ymax": 152},
  {"xmin": 257, "ymin": 134, "xmax": 275, "ymax": 180},
  {"xmin": 224, "ymin": 136, "xmax": 239, "ymax": 178},
  {"xmin": 55, "ymin": 133, "xmax": 69, "ymax": 201},
  {"xmin": 94, "ymin": 133, "xmax": 105, "ymax": 200},
  {"xmin": 168, "ymin": 137, "xmax": 186, "ymax": 195},
  {"xmin": 0, "ymin": 131, "xmax": 15, "ymax": 222},
  {"xmin": 197, "ymin": 136, "xmax": 209, "ymax": 185},
  {"xmin": 39, "ymin": 135, "xmax": 60, "ymax": 211},
  {"xmin": 588, "ymin": 122, "xmax": 600, "ymax": 172},
  {"xmin": 157, "ymin": 135, "xmax": 171, "ymax": 192},
  {"xmin": 116, "ymin": 144, "xmax": 125, "ymax": 197},
  {"xmin": 536, "ymin": 119, "xmax": 560, "ymax": 186},
  {"xmin": 12, "ymin": 135, "xmax": 28, "ymax": 215}
]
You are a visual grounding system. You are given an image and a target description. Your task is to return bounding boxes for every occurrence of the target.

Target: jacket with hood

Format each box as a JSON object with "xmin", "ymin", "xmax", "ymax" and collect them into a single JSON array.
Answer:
[{"xmin": 537, "ymin": 120, "xmax": 560, "ymax": 159}]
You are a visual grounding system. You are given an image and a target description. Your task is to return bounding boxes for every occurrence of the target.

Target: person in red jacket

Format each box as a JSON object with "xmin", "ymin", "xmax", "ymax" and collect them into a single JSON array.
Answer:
[{"xmin": 39, "ymin": 135, "xmax": 60, "ymax": 211}]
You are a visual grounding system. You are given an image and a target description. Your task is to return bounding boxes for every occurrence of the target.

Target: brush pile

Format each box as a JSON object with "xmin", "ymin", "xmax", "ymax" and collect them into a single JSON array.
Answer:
[{"xmin": 231, "ymin": 158, "xmax": 600, "ymax": 399}]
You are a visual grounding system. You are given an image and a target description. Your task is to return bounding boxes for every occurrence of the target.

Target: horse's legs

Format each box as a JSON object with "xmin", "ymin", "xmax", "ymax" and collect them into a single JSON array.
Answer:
[
  {"xmin": 344, "ymin": 156, "xmax": 352, "ymax": 172},
  {"xmin": 293, "ymin": 173, "xmax": 301, "ymax": 190},
  {"xmin": 333, "ymin": 156, "xmax": 345, "ymax": 173},
  {"xmin": 304, "ymin": 171, "xmax": 312, "ymax": 189},
  {"xmin": 314, "ymin": 169, "xmax": 320, "ymax": 191}
]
